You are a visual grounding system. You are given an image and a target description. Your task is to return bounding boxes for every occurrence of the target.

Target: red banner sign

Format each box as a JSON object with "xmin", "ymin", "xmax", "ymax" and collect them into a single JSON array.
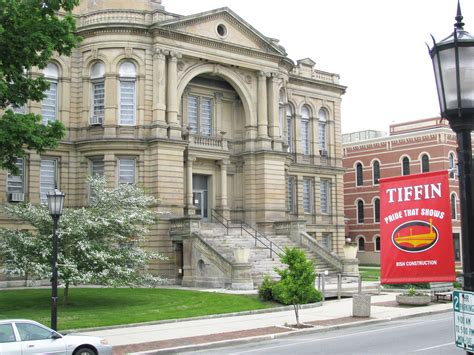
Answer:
[{"xmin": 380, "ymin": 170, "xmax": 455, "ymax": 284}]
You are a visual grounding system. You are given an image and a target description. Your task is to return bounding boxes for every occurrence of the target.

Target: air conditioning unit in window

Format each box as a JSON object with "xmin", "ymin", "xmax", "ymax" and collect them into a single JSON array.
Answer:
[
  {"xmin": 319, "ymin": 149, "xmax": 328, "ymax": 157},
  {"xmin": 90, "ymin": 116, "xmax": 104, "ymax": 126},
  {"xmin": 8, "ymin": 192, "xmax": 25, "ymax": 202}
]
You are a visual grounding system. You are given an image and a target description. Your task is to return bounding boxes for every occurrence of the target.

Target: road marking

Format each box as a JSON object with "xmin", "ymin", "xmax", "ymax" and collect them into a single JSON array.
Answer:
[
  {"xmin": 414, "ymin": 342, "xmax": 454, "ymax": 352},
  {"xmin": 221, "ymin": 316, "xmax": 452, "ymax": 354}
]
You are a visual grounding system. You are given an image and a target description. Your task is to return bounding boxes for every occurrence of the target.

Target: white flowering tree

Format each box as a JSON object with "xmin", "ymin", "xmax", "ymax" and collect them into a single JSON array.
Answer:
[{"xmin": 0, "ymin": 176, "xmax": 166, "ymax": 304}]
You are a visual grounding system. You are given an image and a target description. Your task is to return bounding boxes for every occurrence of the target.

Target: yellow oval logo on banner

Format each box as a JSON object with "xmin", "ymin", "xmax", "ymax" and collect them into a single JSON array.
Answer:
[{"xmin": 392, "ymin": 219, "xmax": 438, "ymax": 252}]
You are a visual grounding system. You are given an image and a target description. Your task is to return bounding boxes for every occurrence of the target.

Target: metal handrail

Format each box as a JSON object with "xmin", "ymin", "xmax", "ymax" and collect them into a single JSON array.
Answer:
[{"xmin": 211, "ymin": 209, "xmax": 284, "ymax": 258}]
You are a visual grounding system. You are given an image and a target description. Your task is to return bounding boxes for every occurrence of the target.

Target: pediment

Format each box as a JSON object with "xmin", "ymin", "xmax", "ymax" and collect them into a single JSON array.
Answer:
[{"xmin": 159, "ymin": 7, "xmax": 286, "ymax": 56}]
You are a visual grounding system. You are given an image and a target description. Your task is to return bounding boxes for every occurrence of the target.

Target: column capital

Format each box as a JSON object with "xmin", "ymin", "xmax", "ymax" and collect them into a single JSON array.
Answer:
[
  {"xmin": 169, "ymin": 51, "xmax": 182, "ymax": 60},
  {"xmin": 258, "ymin": 70, "xmax": 270, "ymax": 78},
  {"xmin": 153, "ymin": 48, "xmax": 166, "ymax": 59},
  {"xmin": 217, "ymin": 159, "xmax": 230, "ymax": 167}
]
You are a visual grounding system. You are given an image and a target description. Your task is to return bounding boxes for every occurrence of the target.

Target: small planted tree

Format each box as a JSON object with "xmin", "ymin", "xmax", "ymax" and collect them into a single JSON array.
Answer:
[
  {"xmin": 0, "ymin": 176, "xmax": 166, "ymax": 304},
  {"xmin": 273, "ymin": 247, "xmax": 319, "ymax": 326}
]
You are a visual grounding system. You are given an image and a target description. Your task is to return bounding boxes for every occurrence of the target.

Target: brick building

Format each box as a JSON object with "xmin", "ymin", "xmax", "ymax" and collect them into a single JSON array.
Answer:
[{"xmin": 343, "ymin": 118, "xmax": 461, "ymax": 265}]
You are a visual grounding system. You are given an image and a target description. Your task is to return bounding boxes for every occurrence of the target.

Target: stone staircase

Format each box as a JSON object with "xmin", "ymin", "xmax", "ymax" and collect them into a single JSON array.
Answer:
[{"xmin": 199, "ymin": 222, "xmax": 340, "ymax": 287}]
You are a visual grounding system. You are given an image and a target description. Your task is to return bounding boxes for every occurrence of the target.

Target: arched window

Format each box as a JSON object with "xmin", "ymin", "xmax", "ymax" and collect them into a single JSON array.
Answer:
[
  {"xmin": 449, "ymin": 153, "xmax": 456, "ymax": 178},
  {"xmin": 373, "ymin": 198, "xmax": 380, "ymax": 223},
  {"xmin": 318, "ymin": 108, "xmax": 328, "ymax": 155},
  {"xmin": 374, "ymin": 236, "xmax": 380, "ymax": 252},
  {"xmin": 421, "ymin": 154, "xmax": 430, "ymax": 173},
  {"xmin": 90, "ymin": 62, "xmax": 105, "ymax": 124},
  {"xmin": 119, "ymin": 61, "xmax": 136, "ymax": 125},
  {"xmin": 357, "ymin": 236, "xmax": 365, "ymax": 251},
  {"xmin": 42, "ymin": 62, "xmax": 59, "ymax": 124},
  {"xmin": 356, "ymin": 163, "xmax": 363, "ymax": 186},
  {"xmin": 301, "ymin": 106, "xmax": 310, "ymax": 155},
  {"xmin": 286, "ymin": 106, "xmax": 293, "ymax": 153},
  {"xmin": 451, "ymin": 193, "xmax": 457, "ymax": 220},
  {"xmin": 372, "ymin": 160, "xmax": 380, "ymax": 185},
  {"xmin": 402, "ymin": 157, "xmax": 410, "ymax": 176},
  {"xmin": 357, "ymin": 200, "xmax": 364, "ymax": 224}
]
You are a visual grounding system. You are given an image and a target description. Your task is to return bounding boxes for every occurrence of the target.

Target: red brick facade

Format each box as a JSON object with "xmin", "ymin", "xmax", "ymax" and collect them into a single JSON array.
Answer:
[{"xmin": 343, "ymin": 118, "xmax": 461, "ymax": 265}]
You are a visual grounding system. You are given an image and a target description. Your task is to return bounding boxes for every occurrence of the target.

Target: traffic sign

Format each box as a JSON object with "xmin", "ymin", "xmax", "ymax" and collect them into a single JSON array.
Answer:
[{"xmin": 454, "ymin": 290, "xmax": 474, "ymax": 351}]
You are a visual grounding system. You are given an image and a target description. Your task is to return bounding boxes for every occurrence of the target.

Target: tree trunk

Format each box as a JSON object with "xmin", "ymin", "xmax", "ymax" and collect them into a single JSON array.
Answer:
[
  {"xmin": 293, "ymin": 303, "xmax": 299, "ymax": 326},
  {"xmin": 63, "ymin": 283, "xmax": 69, "ymax": 306}
]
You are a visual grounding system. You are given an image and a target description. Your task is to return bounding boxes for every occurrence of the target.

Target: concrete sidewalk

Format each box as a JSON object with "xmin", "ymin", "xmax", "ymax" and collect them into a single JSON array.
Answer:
[{"xmin": 78, "ymin": 290, "xmax": 453, "ymax": 354}]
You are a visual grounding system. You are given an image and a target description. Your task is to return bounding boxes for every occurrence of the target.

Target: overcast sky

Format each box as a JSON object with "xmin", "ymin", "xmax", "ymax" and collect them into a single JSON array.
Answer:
[{"xmin": 164, "ymin": 0, "xmax": 474, "ymax": 134}]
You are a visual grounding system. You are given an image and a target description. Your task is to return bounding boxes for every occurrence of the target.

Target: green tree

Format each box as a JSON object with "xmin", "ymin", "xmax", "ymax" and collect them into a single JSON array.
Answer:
[
  {"xmin": 0, "ymin": 0, "xmax": 81, "ymax": 173},
  {"xmin": 273, "ymin": 247, "xmax": 319, "ymax": 326},
  {"xmin": 0, "ymin": 177, "xmax": 167, "ymax": 304}
]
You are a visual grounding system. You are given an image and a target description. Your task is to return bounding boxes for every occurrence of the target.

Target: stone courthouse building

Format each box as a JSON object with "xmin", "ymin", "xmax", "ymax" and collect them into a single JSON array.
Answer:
[{"xmin": 0, "ymin": 0, "xmax": 349, "ymax": 288}]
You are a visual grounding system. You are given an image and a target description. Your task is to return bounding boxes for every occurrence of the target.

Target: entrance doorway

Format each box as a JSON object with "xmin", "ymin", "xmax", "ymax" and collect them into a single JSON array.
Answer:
[{"xmin": 193, "ymin": 174, "xmax": 209, "ymax": 220}]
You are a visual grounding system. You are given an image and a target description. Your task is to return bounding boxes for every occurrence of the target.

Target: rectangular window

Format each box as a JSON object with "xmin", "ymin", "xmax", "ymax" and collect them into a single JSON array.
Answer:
[
  {"xmin": 118, "ymin": 158, "xmax": 135, "ymax": 184},
  {"xmin": 119, "ymin": 80, "xmax": 135, "ymax": 125},
  {"xmin": 7, "ymin": 158, "xmax": 25, "ymax": 201},
  {"xmin": 187, "ymin": 95, "xmax": 213, "ymax": 136},
  {"xmin": 319, "ymin": 122, "xmax": 327, "ymax": 151},
  {"xmin": 92, "ymin": 80, "xmax": 105, "ymax": 123},
  {"xmin": 91, "ymin": 159, "xmax": 105, "ymax": 177},
  {"xmin": 301, "ymin": 119, "xmax": 310, "ymax": 155},
  {"xmin": 287, "ymin": 117, "xmax": 293, "ymax": 153},
  {"xmin": 287, "ymin": 176, "xmax": 296, "ymax": 213},
  {"xmin": 40, "ymin": 159, "xmax": 57, "ymax": 203},
  {"xmin": 303, "ymin": 178, "xmax": 312, "ymax": 213},
  {"xmin": 12, "ymin": 104, "xmax": 26, "ymax": 114},
  {"xmin": 321, "ymin": 233, "xmax": 332, "ymax": 250},
  {"xmin": 41, "ymin": 81, "xmax": 57, "ymax": 124},
  {"xmin": 320, "ymin": 179, "xmax": 330, "ymax": 214}
]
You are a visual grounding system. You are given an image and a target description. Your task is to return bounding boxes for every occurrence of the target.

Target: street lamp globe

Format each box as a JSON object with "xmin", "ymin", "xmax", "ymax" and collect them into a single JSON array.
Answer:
[
  {"xmin": 429, "ymin": 1, "xmax": 474, "ymax": 130},
  {"xmin": 46, "ymin": 189, "xmax": 66, "ymax": 218}
]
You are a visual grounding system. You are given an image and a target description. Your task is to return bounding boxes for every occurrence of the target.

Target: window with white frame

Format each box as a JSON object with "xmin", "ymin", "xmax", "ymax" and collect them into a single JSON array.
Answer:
[
  {"xmin": 320, "ymin": 179, "xmax": 330, "ymax": 214},
  {"xmin": 119, "ymin": 61, "xmax": 136, "ymax": 125},
  {"xmin": 287, "ymin": 176, "xmax": 296, "ymax": 214},
  {"xmin": 7, "ymin": 158, "xmax": 25, "ymax": 200},
  {"xmin": 301, "ymin": 106, "xmax": 310, "ymax": 155},
  {"xmin": 402, "ymin": 156, "xmax": 410, "ymax": 176},
  {"xmin": 40, "ymin": 159, "xmax": 57, "ymax": 203},
  {"xmin": 357, "ymin": 199, "xmax": 364, "ymax": 224},
  {"xmin": 318, "ymin": 108, "xmax": 328, "ymax": 154},
  {"xmin": 41, "ymin": 63, "xmax": 59, "ymax": 124},
  {"xmin": 356, "ymin": 163, "xmax": 363, "ymax": 186},
  {"xmin": 91, "ymin": 62, "xmax": 105, "ymax": 124},
  {"xmin": 449, "ymin": 153, "xmax": 456, "ymax": 178},
  {"xmin": 372, "ymin": 160, "xmax": 380, "ymax": 185},
  {"xmin": 373, "ymin": 198, "xmax": 380, "ymax": 223},
  {"xmin": 421, "ymin": 154, "xmax": 430, "ymax": 173},
  {"xmin": 451, "ymin": 193, "xmax": 457, "ymax": 220},
  {"xmin": 357, "ymin": 236, "xmax": 365, "ymax": 251},
  {"xmin": 187, "ymin": 95, "xmax": 213, "ymax": 136},
  {"xmin": 118, "ymin": 158, "xmax": 136, "ymax": 184},
  {"xmin": 374, "ymin": 236, "xmax": 380, "ymax": 251},
  {"xmin": 303, "ymin": 178, "xmax": 312, "ymax": 213}
]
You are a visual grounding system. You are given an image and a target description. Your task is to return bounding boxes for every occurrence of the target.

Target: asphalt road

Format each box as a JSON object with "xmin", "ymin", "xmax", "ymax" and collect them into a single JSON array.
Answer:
[{"xmin": 184, "ymin": 312, "xmax": 464, "ymax": 355}]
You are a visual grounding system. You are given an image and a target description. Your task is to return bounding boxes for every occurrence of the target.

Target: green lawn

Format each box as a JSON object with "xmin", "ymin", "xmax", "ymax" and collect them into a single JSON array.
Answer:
[
  {"xmin": 0, "ymin": 288, "xmax": 275, "ymax": 331},
  {"xmin": 359, "ymin": 266, "xmax": 380, "ymax": 281}
]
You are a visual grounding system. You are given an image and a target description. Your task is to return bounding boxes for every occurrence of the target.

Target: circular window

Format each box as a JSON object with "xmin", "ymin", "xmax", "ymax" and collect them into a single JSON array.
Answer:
[{"xmin": 216, "ymin": 24, "xmax": 227, "ymax": 38}]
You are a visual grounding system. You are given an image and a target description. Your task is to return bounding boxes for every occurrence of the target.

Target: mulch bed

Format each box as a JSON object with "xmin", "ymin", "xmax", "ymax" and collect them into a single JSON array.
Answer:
[{"xmin": 112, "ymin": 326, "xmax": 293, "ymax": 355}]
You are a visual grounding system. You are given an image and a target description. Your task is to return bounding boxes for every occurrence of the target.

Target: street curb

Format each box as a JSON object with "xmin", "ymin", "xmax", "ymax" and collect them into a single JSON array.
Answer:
[{"xmin": 133, "ymin": 308, "xmax": 452, "ymax": 354}]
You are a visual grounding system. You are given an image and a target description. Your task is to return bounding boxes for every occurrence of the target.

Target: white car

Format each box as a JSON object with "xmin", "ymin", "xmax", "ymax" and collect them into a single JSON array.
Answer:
[{"xmin": 0, "ymin": 319, "xmax": 112, "ymax": 355}]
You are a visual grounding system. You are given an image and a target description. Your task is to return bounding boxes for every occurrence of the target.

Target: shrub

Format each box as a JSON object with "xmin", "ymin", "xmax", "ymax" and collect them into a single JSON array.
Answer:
[{"xmin": 258, "ymin": 275, "xmax": 276, "ymax": 301}]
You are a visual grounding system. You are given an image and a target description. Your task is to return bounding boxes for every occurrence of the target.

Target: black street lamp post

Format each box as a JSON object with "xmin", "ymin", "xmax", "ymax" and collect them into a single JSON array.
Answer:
[
  {"xmin": 429, "ymin": 1, "xmax": 474, "ymax": 295},
  {"xmin": 46, "ymin": 188, "xmax": 66, "ymax": 331}
]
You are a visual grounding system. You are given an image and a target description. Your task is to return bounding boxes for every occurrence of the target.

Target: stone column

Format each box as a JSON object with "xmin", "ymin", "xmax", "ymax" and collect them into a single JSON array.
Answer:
[
  {"xmin": 152, "ymin": 48, "xmax": 167, "ymax": 137},
  {"xmin": 185, "ymin": 155, "xmax": 196, "ymax": 215},
  {"xmin": 217, "ymin": 159, "xmax": 230, "ymax": 219},
  {"xmin": 166, "ymin": 51, "xmax": 182, "ymax": 138},
  {"xmin": 257, "ymin": 71, "xmax": 270, "ymax": 148},
  {"xmin": 267, "ymin": 73, "xmax": 282, "ymax": 151}
]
